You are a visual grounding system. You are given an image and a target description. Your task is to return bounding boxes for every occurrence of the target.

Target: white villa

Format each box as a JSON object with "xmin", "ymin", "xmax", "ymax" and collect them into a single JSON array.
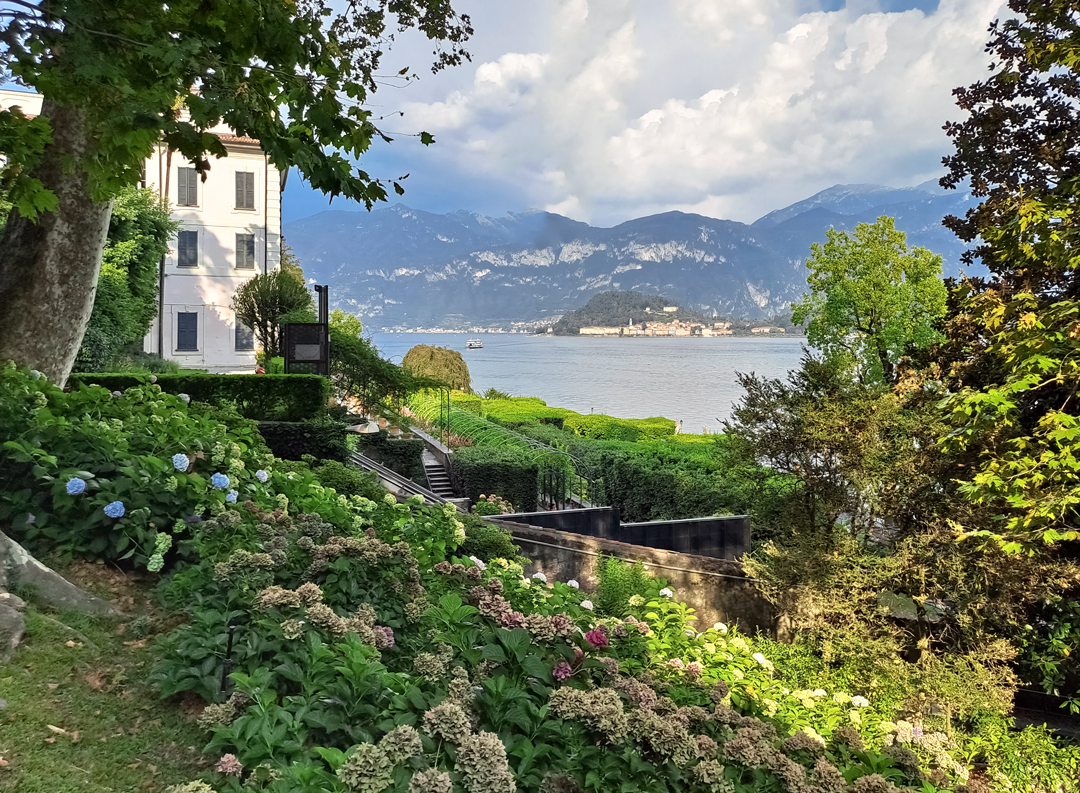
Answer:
[{"xmin": 0, "ymin": 89, "xmax": 283, "ymax": 373}]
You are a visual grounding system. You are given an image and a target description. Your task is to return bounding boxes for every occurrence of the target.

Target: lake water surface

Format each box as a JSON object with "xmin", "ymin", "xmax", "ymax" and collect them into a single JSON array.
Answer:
[{"xmin": 370, "ymin": 333, "xmax": 805, "ymax": 434}]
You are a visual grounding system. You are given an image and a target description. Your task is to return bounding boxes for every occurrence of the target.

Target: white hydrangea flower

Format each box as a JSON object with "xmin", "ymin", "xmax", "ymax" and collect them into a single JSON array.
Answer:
[
  {"xmin": 468, "ymin": 556, "xmax": 486, "ymax": 572},
  {"xmin": 752, "ymin": 652, "xmax": 774, "ymax": 672},
  {"xmin": 851, "ymin": 695, "xmax": 870, "ymax": 708},
  {"xmin": 531, "ymin": 572, "xmax": 547, "ymax": 583},
  {"xmin": 712, "ymin": 622, "xmax": 728, "ymax": 633},
  {"xmin": 566, "ymin": 579, "xmax": 579, "ymax": 589},
  {"xmin": 813, "ymin": 689, "xmax": 827, "ymax": 697},
  {"xmin": 580, "ymin": 600, "xmax": 594, "ymax": 610},
  {"xmin": 659, "ymin": 587, "xmax": 674, "ymax": 597}
]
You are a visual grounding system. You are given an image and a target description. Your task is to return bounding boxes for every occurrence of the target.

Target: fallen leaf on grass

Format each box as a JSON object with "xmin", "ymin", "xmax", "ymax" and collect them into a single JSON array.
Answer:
[
  {"xmin": 123, "ymin": 640, "xmax": 147, "ymax": 648},
  {"xmin": 85, "ymin": 670, "xmax": 107, "ymax": 690},
  {"xmin": 46, "ymin": 683, "xmax": 58, "ymax": 690},
  {"xmin": 70, "ymin": 731, "xmax": 80, "ymax": 743},
  {"xmin": 46, "ymin": 725, "xmax": 68, "ymax": 735},
  {"xmin": 44, "ymin": 738, "xmax": 55, "ymax": 744},
  {"xmin": 0, "ymin": 756, "xmax": 9, "ymax": 767}
]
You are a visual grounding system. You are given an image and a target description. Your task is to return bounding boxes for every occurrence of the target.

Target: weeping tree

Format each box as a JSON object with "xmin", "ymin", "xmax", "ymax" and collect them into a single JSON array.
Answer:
[
  {"xmin": 402, "ymin": 344, "xmax": 472, "ymax": 392},
  {"xmin": 0, "ymin": 0, "xmax": 472, "ymax": 384},
  {"xmin": 231, "ymin": 270, "xmax": 314, "ymax": 359}
]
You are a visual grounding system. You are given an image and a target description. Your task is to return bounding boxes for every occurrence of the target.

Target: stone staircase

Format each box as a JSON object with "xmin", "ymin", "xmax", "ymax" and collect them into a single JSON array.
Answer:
[{"xmin": 422, "ymin": 450, "xmax": 456, "ymax": 498}]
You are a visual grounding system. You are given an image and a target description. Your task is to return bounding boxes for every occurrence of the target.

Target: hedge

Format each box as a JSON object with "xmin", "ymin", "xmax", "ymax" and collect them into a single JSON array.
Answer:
[
  {"xmin": 482, "ymin": 397, "xmax": 574, "ymax": 428},
  {"xmin": 257, "ymin": 418, "xmax": 348, "ymax": 462},
  {"xmin": 450, "ymin": 445, "xmax": 538, "ymax": 513},
  {"xmin": 564, "ymin": 413, "xmax": 642, "ymax": 441},
  {"xmin": 68, "ymin": 373, "xmax": 329, "ymax": 422},
  {"xmin": 352, "ymin": 430, "xmax": 426, "ymax": 484}
]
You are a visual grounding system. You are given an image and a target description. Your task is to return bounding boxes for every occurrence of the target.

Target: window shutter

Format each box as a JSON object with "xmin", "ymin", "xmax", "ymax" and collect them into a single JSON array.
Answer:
[
  {"xmin": 178, "ymin": 167, "xmax": 198, "ymax": 206},
  {"xmin": 176, "ymin": 313, "xmax": 198, "ymax": 351},
  {"xmin": 235, "ymin": 321, "xmax": 255, "ymax": 350},
  {"xmin": 178, "ymin": 230, "xmax": 198, "ymax": 267},
  {"xmin": 235, "ymin": 233, "xmax": 255, "ymax": 268},
  {"xmin": 236, "ymin": 172, "xmax": 255, "ymax": 209}
]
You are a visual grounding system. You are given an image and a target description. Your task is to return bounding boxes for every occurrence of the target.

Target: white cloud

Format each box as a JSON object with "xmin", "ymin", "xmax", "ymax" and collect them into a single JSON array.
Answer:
[{"xmin": 370, "ymin": 0, "xmax": 1008, "ymax": 224}]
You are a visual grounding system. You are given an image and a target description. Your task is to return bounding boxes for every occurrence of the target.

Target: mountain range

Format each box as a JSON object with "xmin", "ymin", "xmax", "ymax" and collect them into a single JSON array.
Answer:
[{"xmin": 283, "ymin": 179, "xmax": 978, "ymax": 328}]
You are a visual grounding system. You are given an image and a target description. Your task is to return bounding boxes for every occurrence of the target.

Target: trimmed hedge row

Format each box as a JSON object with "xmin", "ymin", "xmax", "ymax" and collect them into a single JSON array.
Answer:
[
  {"xmin": 352, "ymin": 430, "xmax": 426, "ymax": 484},
  {"xmin": 258, "ymin": 418, "xmax": 349, "ymax": 462},
  {"xmin": 69, "ymin": 373, "xmax": 329, "ymax": 422},
  {"xmin": 450, "ymin": 444, "xmax": 538, "ymax": 513},
  {"xmin": 482, "ymin": 397, "xmax": 573, "ymax": 428},
  {"xmin": 563, "ymin": 412, "xmax": 677, "ymax": 442}
]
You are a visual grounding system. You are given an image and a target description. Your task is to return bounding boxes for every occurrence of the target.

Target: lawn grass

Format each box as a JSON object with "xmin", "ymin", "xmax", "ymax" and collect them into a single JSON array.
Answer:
[{"xmin": 0, "ymin": 563, "xmax": 210, "ymax": 793}]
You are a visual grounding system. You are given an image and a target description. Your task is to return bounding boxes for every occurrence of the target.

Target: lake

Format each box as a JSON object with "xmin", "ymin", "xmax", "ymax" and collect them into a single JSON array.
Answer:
[{"xmin": 369, "ymin": 333, "xmax": 805, "ymax": 434}]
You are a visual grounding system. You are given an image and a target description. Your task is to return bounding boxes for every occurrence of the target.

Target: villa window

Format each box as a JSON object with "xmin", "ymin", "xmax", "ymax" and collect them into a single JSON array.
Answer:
[
  {"xmin": 176, "ymin": 312, "xmax": 198, "ymax": 351},
  {"xmin": 235, "ymin": 320, "xmax": 255, "ymax": 351},
  {"xmin": 235, "ymin": 233, "xmax": 256, "ymax": 269},
  {"xmin": 177, "ymin": 230, "xmax": 198, "ymax": 267},
  {"xmin": 177, "ymin": 166, "xmax": 198, "ymax": 206},
  {"xmin": 235, "ymin": 171, "xmax": 255, "ymax": 209}
]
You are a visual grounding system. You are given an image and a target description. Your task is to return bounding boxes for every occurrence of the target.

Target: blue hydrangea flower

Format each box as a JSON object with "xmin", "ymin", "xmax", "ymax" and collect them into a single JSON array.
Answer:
[
  {"xmin": 103, "ymin": 501, "xmax": 126, "ymax": 519},
  {"xmin": 226, "ymin": 489, "xmax": 238, "ymax": 503},
  {"xmin": 211, "ymin": 472, "xmax": 230, "ymax": 489},
  {"xmin": 171, "ymin": 453, "xmax": 190, "ymax": 472},
  {"xmin": 255, "ymin": 469, "xmax": 269, "ymax": 483},
  {"xmin": 66, "ymin": 477, "xmax": 86, "ymax": 496}
]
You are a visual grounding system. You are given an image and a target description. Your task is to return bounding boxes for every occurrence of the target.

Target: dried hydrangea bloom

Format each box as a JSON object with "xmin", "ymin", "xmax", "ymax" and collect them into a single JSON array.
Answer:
[
  {"xmin": 215, "ymin": 753, "xmax": 243, "ymax": 776},
  {"xmin": 851, "ymin": 774, "xmax": 902, "ymax": 793},
  {"xmin": 166, "ymin": 783, "xmax": 216, "ymax": 793},
  {"xmin": 810, "ymin": 757, "xmax": 848, "ymax": 793},
  {"xmin": 379, "ymin": 724, "xmax": 423, "ymax": 765},
  {"xmin": 414, "ymin": 652, "xmax": 450, "ymax": 678},
  {"xmin": 695, "ymin": 734, "xmax": 718, "ymax": 760},
  {"xmin": 882, "ymin": 745, "xmax": 924, "ymax": 783},
  {"xmin": 405, "ymin": 601, "xmax": 424, "ymax": 623},
  {"xmin": 456, "ymin": 731, "xmax": 516, "ymax": 793},
  {"xmin": 610, "ymin": 676, "xmax": 658, "ymax": 710},
  {"xmin": 767, "ymin": 750, "xmax": 810, "ymax": 793},
  {"xmin": 710, "ymin": 680, "xmax": 731, "ymax": 703},
  {"xmin": 408, "ymin": 769, "xmax": 453, "ymax": 793},
  {"xmin": 295, "ymin": 582, "xmax": 323, "ymax": 605},
  {"xmin": 338, "ymin": 743, "xmax": 394, "ymax": 793},
  {"xmin": 281, "ymin": 619, "xmax": 305, "ymax": 641},
  {"xmin": 197, "ymin": 692, "xmax": 249, "ymax": 729},
  {"xmin": 254, "ymin": 585, "xmax": 302, "ymax": 611},
  {"xmin": 627, "ymin": 709, "xmax": 696, "ymax": 766},
  {"xmin": 306, "ymin": 603, "xmax": 348, "ymax": 634},
  {"xmin": 782, "ymin": 728, "xmax": 826, "ymax": 756},
  {"xmin": 830, "ymin": 725, "xmax": 865, "ymax": 752},
  {"xmin": 693, "ymin": 759, "xmax": 736, "ymax": 792},
  {"xmin": 549, "ymin": 687, "xmax": 628, "ymax": 744},
  {"xmin": 423, "ymin": 700, "xmax": 472, "ymax": 744}
]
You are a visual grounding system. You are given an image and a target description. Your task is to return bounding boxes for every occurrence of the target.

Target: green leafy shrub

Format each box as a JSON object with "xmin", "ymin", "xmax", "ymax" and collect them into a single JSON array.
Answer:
[
  {"xmin": 257, "ymin": 416, "xmax": 348, "ymax": 462},
  {"xmin": 67, "ymin": 372, "xmax": 329, "ymax": 421},
  {"xmin": 483, "ymin": 397, "xmax": 574, "ymax": 428},
  {"xmin": 0, "ymin": 363, "xmax": 273, "ymax": 566},
  {"xmin": 564, "ymin": 412, "xmax": 641, "ymax": 441},
  {"xmin": 310, "ymin": 459, "xmax": 384, "ymax": 501},
  {"xmin": 595, "ymin": 555, "xmax": 657, "ymax": 617},
  {"xmin": 628, "ymin": 416, "xmax": 678, "ymax": 438},
  {"xmin": 451, "ymin": 445, "xmax": 539, "ymax": 512},
  {"xmin": 402, "ymin": 344, "xmax": 472, "ymax": 391},
  {"xmin": 471, "ymin": 493, "xmax": 516, "ymax": 516},
  {"xmin": 351, "ymin": 429, "xmax": 425, "ymax": 483},
  {"xmin": 459, "ymin": 515, "xmax": 520, "ymax": 561}
]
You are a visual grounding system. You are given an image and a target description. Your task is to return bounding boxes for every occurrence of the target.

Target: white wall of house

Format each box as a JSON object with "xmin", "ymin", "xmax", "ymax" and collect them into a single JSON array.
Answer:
[{"xmin": 0, "ymin": 89, "xmax": 283, "ymax": 374}]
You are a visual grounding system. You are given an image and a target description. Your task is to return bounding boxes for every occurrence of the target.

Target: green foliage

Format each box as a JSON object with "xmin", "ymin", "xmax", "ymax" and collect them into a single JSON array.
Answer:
[
  {"xmin": 67, "ymin": 372, "xmax": 329, "ymax": 422},
  {"xmin": 402, "ymin": 344, "xmax": 472, "ymax": 392},
  {"xmin": 1017, "ymin": 595, "xmax": 1080, "ymax": 714},
  {"xmin": 451, "ymin": 445, "xmax": 539, "ymax": 512},
  {"xmin": 73, "ymin": 186, "xmax": 179, "ymax": 372},
  {"xmin": 470, "ymin": 493, "xmax": 517, "ymax": 516},
  {"xmin": 232, "ymin": 270, "xmax": 314, "ymax": 359},
  {"xmin": 482, "ymin": 387, "xmax": 512, "ymax": 400},
  {"xmin": 458, "ymin": 515, "xmax": 520, "ymax": 561},
  {"xmin": 308, "ymin": 459, "xmax": 384, "ymax": 502},
  {"xmin": 257, "ymin": 417, "xmax": 349, "ymax": 462},
  {"xmin": 0, "ymin": 1, "xmax": 472, "ymax": 214},
  {"xmin": 0, "ymin": 363, "xmax": 272, "ymax": 566},
  {"xmin": 328, "ymin": 310, "xmax": 425, "ymax": 416},
  {"xmin": 351, "ymin": 429, "xmax": 426, "ymax": 483},
  {"xmin": 791, "ymin": 216, "xmax": 948, "ymax": 384},
  {"xmin": 565, "ymin": 413, "xmax": 642, "ymax": 441},
  {"xmin": 483, "ymin": 396, "xmax": 573, "ymax": 428},
  {"xmin": 595, "ymin": 556, "xmax": 655, "ymax": 617}
]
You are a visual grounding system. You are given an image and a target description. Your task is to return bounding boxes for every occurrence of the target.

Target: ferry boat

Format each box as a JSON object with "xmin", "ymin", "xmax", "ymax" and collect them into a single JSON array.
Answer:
[{"xmin": 466, "ymin": 338, "xmax": 484, "ymax": 349}]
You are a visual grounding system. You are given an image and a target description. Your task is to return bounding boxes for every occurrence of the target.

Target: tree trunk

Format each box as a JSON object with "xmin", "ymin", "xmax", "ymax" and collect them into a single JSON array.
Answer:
[{"xmin": 0, "ymin": 99, "xmax": 113, "ymax": 385}]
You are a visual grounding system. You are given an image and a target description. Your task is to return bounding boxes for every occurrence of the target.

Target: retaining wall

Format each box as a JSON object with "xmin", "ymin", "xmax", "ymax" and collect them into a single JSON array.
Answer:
[{"xmin": 489, "ymin": 520, "xmax": 775, "ymax": 635}]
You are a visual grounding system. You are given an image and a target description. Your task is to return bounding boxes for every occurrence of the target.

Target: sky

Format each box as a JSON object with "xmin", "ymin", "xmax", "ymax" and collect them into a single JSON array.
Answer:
[{"xmin": 283, "ymin": 0, "xmax": 1006, "ymax": 228}]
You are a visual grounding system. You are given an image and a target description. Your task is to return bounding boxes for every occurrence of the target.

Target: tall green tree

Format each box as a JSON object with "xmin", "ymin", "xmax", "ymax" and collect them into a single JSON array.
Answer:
[
  {"xmin": 0, "ymin": 0, "xmax": 471, "ymax": 383},
  {"xmin": 939, "ymin": 0, "xmax": 1080, "ymax": 549},
  {"xmin": 232, "ymin": 270, "xmax": 314, "ymax": 359},
  {"xmin": 74, "ymin": 186, "xmax": 179, "ymax": 371},
  {"xmin": 791, "ymin": 217, "xmax": 948, "ymax": 385},
  {"xmin": 402, "ymin": 344, "xmax": 471, "ymax": 392}
]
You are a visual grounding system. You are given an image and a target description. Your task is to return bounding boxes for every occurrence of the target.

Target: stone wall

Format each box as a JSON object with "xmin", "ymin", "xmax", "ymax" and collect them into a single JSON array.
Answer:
[{"xmin": 490, "ymin": 520, "xmax": 775, "ymax": 635}]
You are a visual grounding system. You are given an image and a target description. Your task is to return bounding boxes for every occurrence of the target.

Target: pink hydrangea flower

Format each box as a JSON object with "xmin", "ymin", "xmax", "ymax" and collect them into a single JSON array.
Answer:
[
  {"xmin": 668, "ymin": 658, "xmax": 685, "ymax": 671},
  {"xmin": 584, "ymin": 627, "xmax": 610, "ymax": 649},
  {"xmin": 215, "ymin": 753, "xmax": 243, "ymax": 776},
  {"xmin": 686, "ymin": 661, "xmax": 703, "ymax": 678},
  {"xmin": 553, "ymin": 662, "xmax": 573, "ymax": 682}
]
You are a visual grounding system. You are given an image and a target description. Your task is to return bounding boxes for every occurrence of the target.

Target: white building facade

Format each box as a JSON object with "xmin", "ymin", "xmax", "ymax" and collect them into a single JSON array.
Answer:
[{"xmin": 0, "ymin": 89, "xmax": 283, "ymax": 373}]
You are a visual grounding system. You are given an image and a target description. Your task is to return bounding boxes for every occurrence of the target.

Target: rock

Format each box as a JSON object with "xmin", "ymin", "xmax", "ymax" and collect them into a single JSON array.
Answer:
[
  {"xmin": 0, "ymin": 602, "xmax": 24, "ymax": 661},
  {"xmin": 0, "ymin": 591, "xmax": 25, "ymax": 610},
  {"xmin": 0, "ymin": 532, "xmax": 119, "ymax": 617}
]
